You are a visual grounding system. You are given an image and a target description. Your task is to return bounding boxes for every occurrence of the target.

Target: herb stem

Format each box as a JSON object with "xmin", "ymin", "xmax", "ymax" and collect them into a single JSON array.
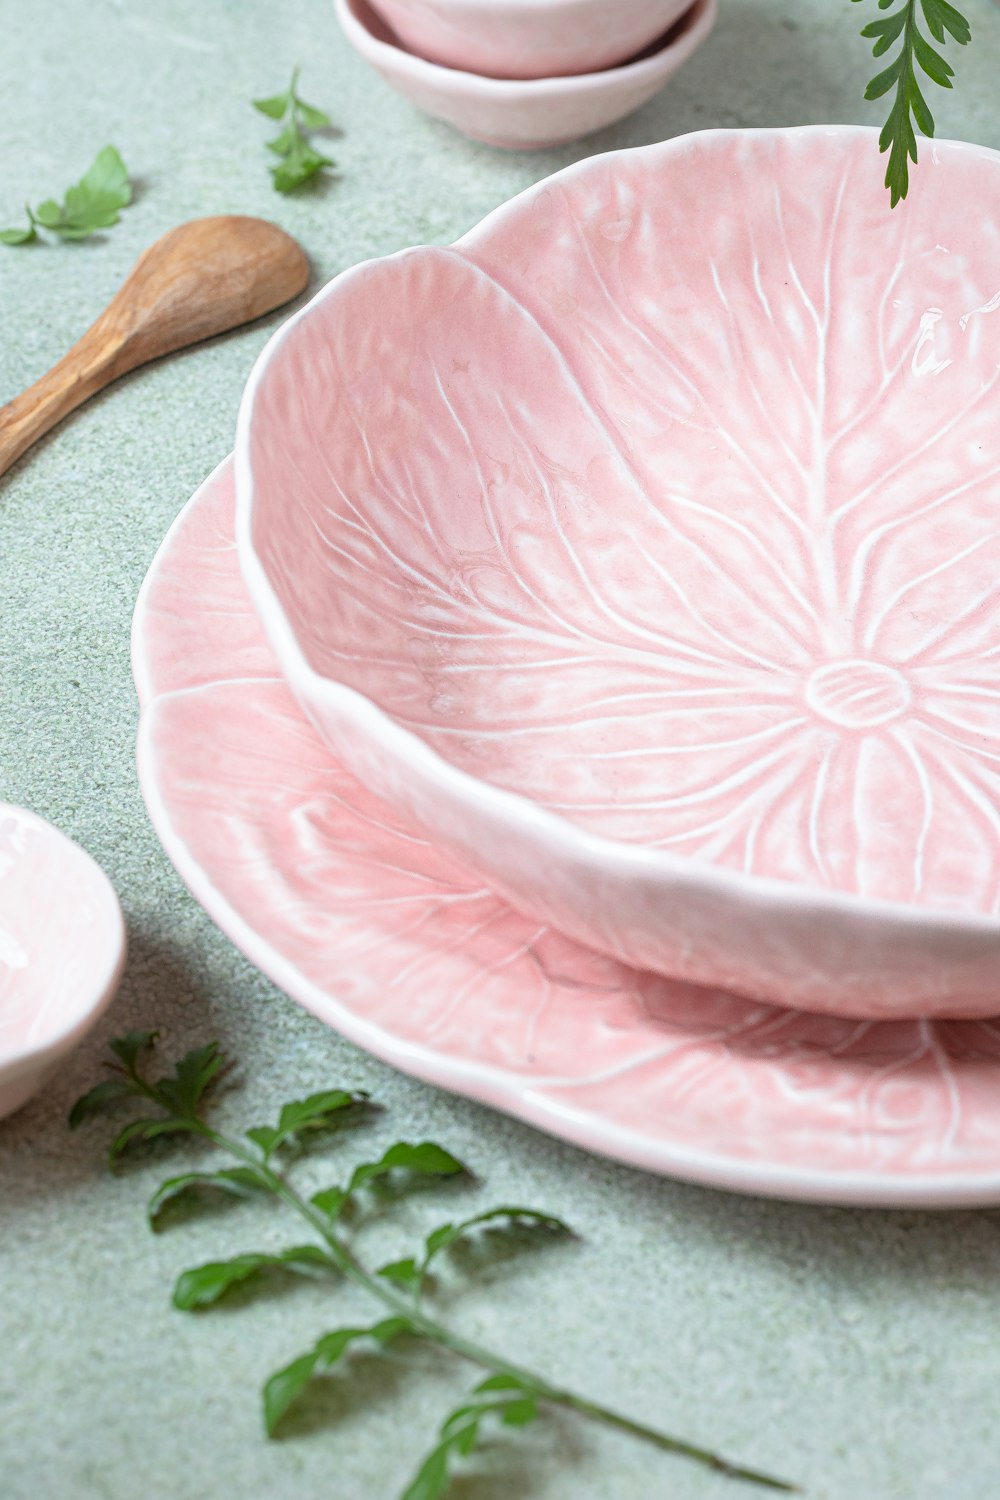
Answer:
[{"xmin": 194, "ymin": 1119, "xmax": 798, "ymax": 1494}]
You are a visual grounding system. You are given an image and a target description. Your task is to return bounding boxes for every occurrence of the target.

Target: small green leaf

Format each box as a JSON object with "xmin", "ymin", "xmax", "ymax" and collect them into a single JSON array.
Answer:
[
  {"xmin": 21, "ymin": 147, "xmax": 133, "ymax": 240},
  {"xmin": 864, "ymin": 55, "xmax": 904, "ymax": 99},
  {"xmin": 266, "ymin": 125, "xmax": 300, "ymax": 156},
  {"xmin": 77, "ymin": 144, "xmax": 129, "ymax": 200},
  {"xmin": 68, "ymin": 1078, "xmax": 137, "ymax": 1127},
  {"xmin": 912, "ymin": 27, "xmax": 953, "ymax": 84},
  {"xmin": 271, "ymin": 144, "xmax": 333, "ymax": 195},
  {"xmin": 401, "ymin": 1385, "xmax": 541, "ymax": 1500},
  {"xmin": 419, "ymin": 1206, "xmax": 572, "ymax": 1284},
  {"xmin": 246, "ymin": 1125, "xmax": 279, "ymax": 1157},
  {"xmin": 309, "ymin": 1184, "xmax": 347, "ymax": 1219},
  {"xmin": 313, "ymin": 1139, "xmax": 467, "ymax": 1224},
  {"xmin": 109, "ymin": 1029, "xmax": 159, "ymax": 1071},
  {"xmin": 473, "ymin": 1373, "xmax": 534, "ymax": 1394},
  {"xmin": 909, "ymin": 74, "xmax": 935, "ymax": 135},
  {"xmin": 454, "ymin": 1417, "xmax": 480, "ymax": 1456},
  {"xmin": 296, "ymin": 99, "xmax": 331, "ymax": 131},
  {"xmin": 0, "ymin": 222, "xmax": 36, "ymax": 245},
  {"xmin": 315, "ymin": 1315, "xmax": 411, "ymax": 1361},
  {"xmin": 32, "ymin": 198, "xmax": 64, "ymax": 228},
  {"xmin": 255, "ymin": 69, "xmax": 336, "ymax": 195},
  {"xmin": 347, "ymin": 1140, "xmax": 468, "ymax": 1196},
  {"xmin": 400, "ymin": 1439, "xmax": 451, "ymax": 1500},
  {"xmin": 921, "ymin": 0, "xmax": 970, "ymax": 43},
  {"xmin": 440, "ymin": 1403, "xmax": 483, "ymax": 1441},
  {"xmin": 861, "ymin": 9, "xmax": 908, "ymax": 45},
  {"xmin": 57, "ymin": 147, "xmax": 130, "ymax": 236},
  {"xmin": 278, "ymin": 1089, "xmax": 361, "ymax": 1139},
  {"xmin": 377, "ymin": 1257, "xmax": 419, "ymax": 1286},
  {"xmin": 108, "ymin": 1117, "xmax": 198, "ymax": 1168},
  {"xmin": 253, "ymin": 90, "xmax": 290, "ymax": 119},
  {"xmin": 248, "ymin": 1088, "xmax": 365, "ymax": 1161},
  {"xmin": 154, "ymin": 1042, "xmax": 226, "ymax": 1117},
  {"xmin": 147, "ymin": 1166, "xmax": 268, "ymax": 1227},
  {"xmin": 264, "ymin": 1316, "xmax": 414, "ymax": 1435},
  {"xmin": 501, "ymin": 1397, "xmax": 538, "ymax": 1427},
  {"xmin": 173, "ymin": 1245, "xmax": 334, "ymax": 1310},
  {"xmin": 262, "ymin": 1351, "xmax": 319, "ymax": 1435}
]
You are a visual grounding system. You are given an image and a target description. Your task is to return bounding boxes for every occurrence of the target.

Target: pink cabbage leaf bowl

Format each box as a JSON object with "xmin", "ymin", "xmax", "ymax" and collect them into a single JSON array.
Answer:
[
  {"xmin": 334, "ymin": 0, "xmax": 715, "ymax": 151},
  {"xmin": 236, "ymin": 126, "xmax": 1000, "ymax": 1022},
  {"xmin": 0, "ymin": 804, "xmax": 126, "ymax": 1120},
  {"xmin": 368, "ymin": 0, "xmax": 695, "ymax": 80}
]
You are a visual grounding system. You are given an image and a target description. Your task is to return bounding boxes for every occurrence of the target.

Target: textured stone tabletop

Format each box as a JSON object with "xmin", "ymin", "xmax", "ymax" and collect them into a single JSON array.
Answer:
[{"xmin": 3, "ymin": 3, "xmax": 1000, "ymax": 1498}]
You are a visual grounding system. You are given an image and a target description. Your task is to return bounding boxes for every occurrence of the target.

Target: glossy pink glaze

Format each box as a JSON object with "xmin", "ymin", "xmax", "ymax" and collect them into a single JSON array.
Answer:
[
  {"xmin": 134, "ymin": 461, "xmax": 1000, "ymax": 1206},
  {"xmin": 236, "ymin": 127, "xmax": 1000, "ymax": 1019},
  {"xmin": 0, "ymin": 804, "xmax": 125, "ymax": 1119},
  {"xmin": 370, "ymin": 0, "xmax": 693, "ymax": 80},
  {"xmin": 334, "ymin": 0, "xmax": 715, "ymax": 149}
]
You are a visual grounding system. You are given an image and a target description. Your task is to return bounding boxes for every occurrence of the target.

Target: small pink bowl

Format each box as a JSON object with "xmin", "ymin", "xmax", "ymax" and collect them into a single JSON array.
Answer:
[
  {"xmin": 369, "ymin": 0, "xmax": 694, "ymax": 80},
  {"xmin": 334, "ymin": 0, "xmax": 716, "ymax": 150},
  {"xmin": 0, "ymin": 804, "xmax": 126, "ymax": 1120}
]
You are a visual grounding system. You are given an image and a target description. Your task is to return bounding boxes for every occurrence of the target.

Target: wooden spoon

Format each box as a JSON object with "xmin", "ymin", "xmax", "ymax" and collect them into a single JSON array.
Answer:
[{"xmin": 0, "ymin": 215, "xmax": 310, "ymax": 479}]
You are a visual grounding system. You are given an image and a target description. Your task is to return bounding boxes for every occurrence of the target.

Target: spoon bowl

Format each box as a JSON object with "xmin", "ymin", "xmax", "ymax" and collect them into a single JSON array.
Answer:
[{"xmin": 0, "ymin": 216, "xmax": 310, "ymax": 479}]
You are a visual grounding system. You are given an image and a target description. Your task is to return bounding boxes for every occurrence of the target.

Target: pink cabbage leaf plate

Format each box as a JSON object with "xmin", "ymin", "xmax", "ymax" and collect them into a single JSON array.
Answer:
[{"xmin": 132, "ymin": 459, "xmax": 1000, "ymax": 1207}]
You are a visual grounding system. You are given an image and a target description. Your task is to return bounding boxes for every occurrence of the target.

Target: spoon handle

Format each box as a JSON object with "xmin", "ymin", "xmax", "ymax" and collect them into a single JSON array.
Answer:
[
  {"xmin": 0, "ymin": 321, "xmax": 120, "ymax": 479},
  {"xmin": 0, "ymin": 216, "xmax": 309, "ymax": 481}
]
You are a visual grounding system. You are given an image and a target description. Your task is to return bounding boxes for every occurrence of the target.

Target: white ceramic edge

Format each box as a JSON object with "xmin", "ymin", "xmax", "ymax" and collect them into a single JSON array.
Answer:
[
  {"xmin": 234, "ymin": 125, "xmax": 1000, "ymax": 977},
  {"xmin": 0, "ymin": 802, "xmax": 127, "ymax": 1089},
  {"xmin": 136, "ymin": 462, "xmax": 1000, "ymax": 1208},
  {"xmin": 333, "ymin": 0, "xmax": 715, "ymax": 93},
  {"xmin": 384, "ymin": 0, "xmax": 647, "ymax": 10}
]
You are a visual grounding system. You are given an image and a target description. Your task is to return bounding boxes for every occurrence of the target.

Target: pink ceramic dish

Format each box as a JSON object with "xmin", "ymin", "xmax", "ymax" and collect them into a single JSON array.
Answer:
[
  {"xmin": 236, "ymin": 126, "xmax": 1000, "ymax": 1022},
  {"xmin": 370, "ymin": 0, "xmax": 694, "ymax": 80},
  {"xmin": 134, "ymin": 460, "xmax": 1000, "ymax": 1208},
  {"xmin": 333, "ymin": 0, "xmax": 715, "ymax": 150},
  {"xmin": 0, "ymin": 804, "xmax": 125, "ymax": 1120}
]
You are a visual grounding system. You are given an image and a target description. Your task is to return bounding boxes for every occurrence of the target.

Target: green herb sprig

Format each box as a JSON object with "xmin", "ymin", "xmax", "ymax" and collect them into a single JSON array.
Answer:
[
  {"xmin": 1, "ymin": 145, "xmax": 132, "ymax": 246},
  {"xmin": 853, "ymin": 0, "xmax": 972, "ymax": 206},
  {"xmin": 253, "ymin": 68, "xmax": 335, "ymax": 194},
  {"xmin": 71, "ymin": 1031, "xmax": 800, "ymax": 1499}
]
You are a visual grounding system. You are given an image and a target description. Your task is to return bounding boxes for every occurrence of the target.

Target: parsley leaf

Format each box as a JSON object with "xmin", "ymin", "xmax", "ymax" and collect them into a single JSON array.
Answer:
[
  {"xmin": 246, "ymin": 1088, "xmax": 367, "ymax": 1161},
  {"xmin": 853, "ymin": 0, "xmax": 972, "ymax": 206},
  {"xmin": 147, "ymin": 1166, "xmax": 270, "ymax": 1228},
  {"xmin": 3, "ymin": 146, "xmax": 132, "ymax": 245},
  {"xmin": 0, "ymin": 219, "xmax": 37, "ymax": 246},
  {"xmin": 402, "ymin": 1378, "xmax": 541, "ymax": 1500},
  {"xmin": 264, "ymin": 1318, "xmax": 415, "ymax": 1435},
  {"xmin": 173, "ymin": 1245, "xmax": 335, "ymax": 1309},
  {"xmin": 253, "ymin": 68, "xmax": 336, "ymax": 193},
  {"xmin": 71, "ymin": 1032, "xmax": 802, "ymax": 1496}
]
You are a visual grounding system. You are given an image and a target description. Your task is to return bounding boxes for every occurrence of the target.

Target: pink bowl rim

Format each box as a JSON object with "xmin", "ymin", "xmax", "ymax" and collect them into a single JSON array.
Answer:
[
  {"xmin": 234, "ymin": 123, "xmax": 1000, "ymax": 953},
  {"xmin": 0, "ymin": 801, "xmax": 126, "ymax": 1081},
  {"xmin": 334, "ymin": 0, "xmax": 715, "ymax": 92}
]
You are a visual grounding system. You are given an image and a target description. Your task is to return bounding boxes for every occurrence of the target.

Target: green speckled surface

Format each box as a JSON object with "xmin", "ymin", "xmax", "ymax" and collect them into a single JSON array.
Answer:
[{"xmin": 2, "ymin": 3, "xmax": 1000, "ymax": 1497}]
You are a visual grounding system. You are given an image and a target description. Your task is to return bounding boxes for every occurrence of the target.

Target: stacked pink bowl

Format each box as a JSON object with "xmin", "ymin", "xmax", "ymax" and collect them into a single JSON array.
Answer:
[
  {"xmin": 333, "ymin": 0, "xmax": 717, "ymax": 148},
  {"xmin": 235, "ymin": 124, "xmax": 1000, "ymax": 1026}
]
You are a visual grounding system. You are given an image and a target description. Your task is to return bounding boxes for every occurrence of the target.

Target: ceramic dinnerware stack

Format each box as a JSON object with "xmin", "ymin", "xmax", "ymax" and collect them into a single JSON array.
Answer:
[
  {"xmin": 133, "ymin": 124, "xmax": 1000, "ymax": 1206},
  {"xmin": 333, "ymin": 0, "xmax": 717, "ymax": 148}
]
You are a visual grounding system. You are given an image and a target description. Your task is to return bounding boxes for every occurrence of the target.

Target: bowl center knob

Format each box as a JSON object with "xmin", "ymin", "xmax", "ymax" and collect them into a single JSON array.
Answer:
[{"xmin": 805, "ymin": 659, "xmax": 911, "ymax": 729}]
